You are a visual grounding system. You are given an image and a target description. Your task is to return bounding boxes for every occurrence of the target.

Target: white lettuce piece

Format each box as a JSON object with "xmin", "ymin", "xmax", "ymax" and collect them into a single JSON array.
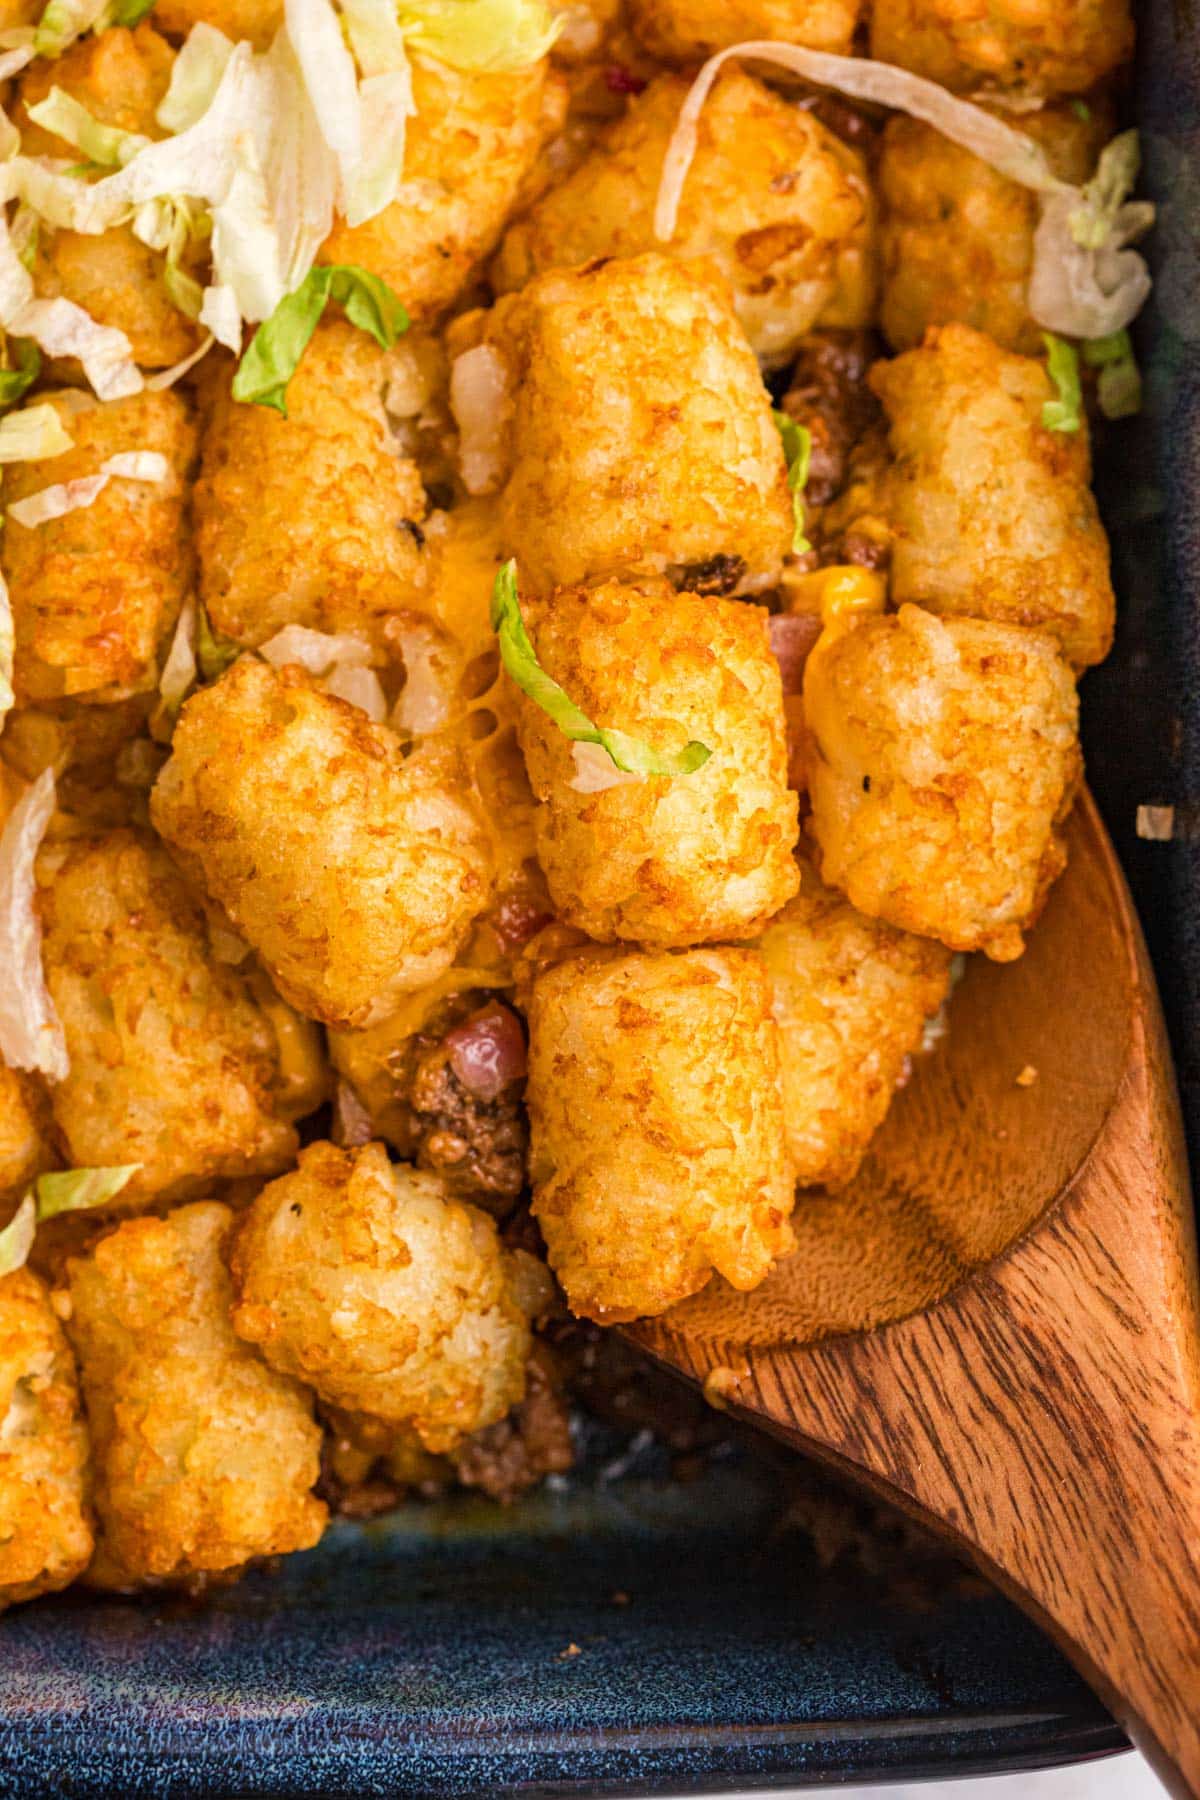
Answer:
[
  {"xmin": 0, "ymin": 768, "xmax": 68, "ymax": 1082},
  {"xmin": 11, "ymin": 297, "xmax": 143, "ymax": 399},
  {"xmin": 7, "ymin": 449, "xmax": 167, "ymax": 527},
  {"xmin": 156, "ymin": 22, "xmax": 236, "ymax": 132}
]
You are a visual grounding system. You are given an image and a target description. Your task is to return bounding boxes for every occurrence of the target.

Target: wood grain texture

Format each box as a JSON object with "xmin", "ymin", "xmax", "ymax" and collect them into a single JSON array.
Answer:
[{"xmin": 631, "ymin": 792, "xmax": 1200, "ymax": 1797}]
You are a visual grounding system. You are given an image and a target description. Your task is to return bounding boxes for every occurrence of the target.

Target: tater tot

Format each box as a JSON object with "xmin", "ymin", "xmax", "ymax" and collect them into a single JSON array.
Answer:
[
  {"xmin": 63, "ymin": 1203, "xmax": 326, "ymax": 1591},
  {"xmin": 229, "ymin": 1141, "xmax": 535, "ymax": 1453},
  {"xmin": 629, "ymin": 0, "xmax": 860, "ymax": 60},
  {"xmin": 514, "ymin": 576, "xmax": 799, "ymax": 945},
  {"xmin": 0, "ymin": 1069, "xmax": 55, "ymax": 1206},
  {"xmin": 868, "ymin": 0, "xmax": 1132, "ymax": 96},
  {"xmin": 0, "ymin": 1269, "xmax": 93, "ymax": 1609},
  {"xmin": 193, "ymin": 323, "xmax": 427, "ymax": 648},
  {"xmin": 526, "ymin": 946, "xmax": 795, "ymax": 1321},
  {"xmin": 319, "ymin": 57, "xmax": 554, "ymax": 324},
  {"xmin": 151, "ymin": 0, "xmax": 281, "ymax": 44},
  {"xmin": 36, "ymin": 828, "xmax": 316, "ymax": 1209},
  {"xmin": 3, "ymin": 388, "xmax": 197, "ymax": 706},
  {"xmin": 17, "ymin": 27, "xmax": 201, "ymax": 370},
  {"xmin": 870, "ymin": 324, "xmax": 1114, "ymax": 669},
  {"xmin": 150, "ymin": 658, "xmax": 493, "ymax": 1029},
  {"xmin": 756, "ymin": 857, "xmax": 953, "ymax": 1188},
  {"xmin": 804, "ymin": 603, "xmax": 1081, "ymax": 961},
  {"xmin": 461, "ymin": 254, "xmax": 792, "ymax": 593},
  {"xmin": 493, "ymin": 69, "xmax": 876, "ymax": 363},
  {"xmin": 879, "ymin": 105, "xmax": 1111, "ymax": 355}
]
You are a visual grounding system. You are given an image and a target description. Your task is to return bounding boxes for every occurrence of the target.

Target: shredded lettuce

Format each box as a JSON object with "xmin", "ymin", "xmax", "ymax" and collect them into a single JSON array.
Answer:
[
  {"xmin": 0, "ymin": 1195, "xmax": 34, "ymax": 1277},
  {"xmin": 7, "ymin": 449, "xmax": 167, "ymax": 527},
  {"xmin": 156, "ymin": 23, "xmax": 235, "ymax": 133},
  {"xmin": 773, "ymin": 409, "xmax": 812, "ymax": 555},
  {"xmin": 196, "ymin": 600, "xmax": 242, "ymax": 683},
  {"xmin": 152, "ymin": 593, "xmax": 196, "ymax": 734},
  {"xmin": 0, "ymin": 768, "xmax": 68, "ymax": 1082},
  {"xmin": 0, "ymin": 566, "xmax": 13, "ymax": 724},
  {"xmin": 342, "ymin": 0, "xmax": 409, "ymax": 71},
  {"xmin": 396, "ymin": 0, "xmax": 561, "ymax": 69},
  {"xmin": 26, "ymin": 88, "xmax": 149, "ymax": 167},
  {"xmin": 1041, "ymin": 332, "xmax": 1082, "ymax": 433},
  {"xmin": 35, "ymin": 1163, "xmax": 139, "ymax": 1219},
  {"xmin": 33, "ymin": 0, "xmax": 108, "ymax": 58},
  {"xmin": 0, "ymin": 340, "xmax": 40, "ymax": 410},
  {"xmin": 1082, "ymin": 327, "xmax": 1143, "ymax": 420},
  {"xmin": 491, "ymin": 559, "xmax": 711, "ymax": 779},
  {"xmin": 232, "ymin": 262, "xmax": 408, "ymax": 414},
  {"xmin": 0, "ymin": 403, "xmax": 72, "ymax": 463}
]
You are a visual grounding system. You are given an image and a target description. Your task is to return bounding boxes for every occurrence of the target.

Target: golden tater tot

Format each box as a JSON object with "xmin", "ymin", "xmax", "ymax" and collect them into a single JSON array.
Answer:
[
  {"xmin": 526, "ymin": 946, "xmax": 794, "ymax": 1322},
  {"xmin": 17, "ymin": 27, "xmax": 201, "ymax": 370},
  {"xmin": 868, "ymin": 0, "xmax": 1131, "ymax": 96},
  {"xmin": 229, "ymin": 1141, "xmax": 535, "ymax": 1453},
  {"xmin": 493, "ymin": 69, "xmax": 876, "ymax": 363},
  {"xmin": 63, "ymin": 1203, "xmax": 326, "ymax": 1591},
  {"xmin": 804, "ymin": 603, "xmax": 1081, "ymax": 962},
  {"xmin": 629, "ymin": 0, "xmax": 860, "ymax": 60},
  {"xmin": 3, "ymin": 388, "xmax": 197, "ymax": 707},
  {"xmin": 870, "ymin": 324, "xmax": 1114, "ymax": 669},
  {"xmin": 878, "ymin": 105, "xmax": 1111, "ymax": 355},
  {"xmin": 36, "ymin": 829, "xmax": 316, "ymax": 1209},
  {"xmin": 151, "ymin": 0, "xmax": 282, "ymax": 44},
  {"xmin": 0, "ymin": 1069, "xmax": 55, "ymax": 1207},
  {"xmin": 756, "ymin": 858, "xmax": 953, "ymax": 1189},
  {"xmin": 0, "ymin": 1269, "xmax": 93, "ymax": 1609},
  {"xmin": 514, "ymin": 576, "xmax": 799, "ymax": 946},
  {"xmin": 151, "ymin": 659, "xmax": 493, "ymax": 1029},
  {"xmin": 319, "ymin": 57, "xmax": 555, "ymax": 324},
  {"xmin": 460, "ymin": 254, "xmax": 792, "ymax": 593},
  {"xmin": 193, "ymin": 322, "xmax": 427, "ymax": 648}
]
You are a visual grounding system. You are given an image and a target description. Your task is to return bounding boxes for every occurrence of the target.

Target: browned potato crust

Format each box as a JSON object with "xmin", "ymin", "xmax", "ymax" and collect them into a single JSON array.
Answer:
[
  {"xmin": 151, "ymin": 0, "xmax": 281, "ymax": 44},
  {"xmin": 804, "ymin": 604, "xmax": 1081, "ymax": 961},
  {"xmin": 463, "ymin": 254, "xmax": 791, "ymax": 593},
  {"xmin": 3, "ymin": 388, "xmax": 198, "ymax": 705},
  {"xmin": 150, "ymin": 659, "xmax": 493, "ymax": 1029},
  {"xmin": 868, "ymin": 0, "xmax": 1132, "ymax": 95},
  {"xmin": 230, "ymin": 1141, "xmax": 535, "ymax": 1452},
  {"xmin": 0, "ymin": 1268, "xmax": 92, "ymax": 1609},
  {"xmin": 526, "ymin": 946, "xmax": 795, "ymax": 1321},
  {"xmin": 0, "ymin": 1069, "xmax": 55, "ymax": 1207},
  {"xmin": 514, "ymin": 576, "xmax": 799, "ymax": 945},
  {"xmin": 320, "ymin": 57, "xmax": 555, "ymax": 324},
  {"xmin": 36, "ymin": 828, "xmax": 314, "ymax": 1209},
  {"xmin": 193, "ymin": 322, "xmax": 427, "ymax": 648},
  {"xmin": 879, "ymin": 105, "xmax": 1111, "ymax": 355},
  {"xmin": 63, "ymin": 1202, "xmax": 326, "ymax": 1590},
  {"xmin": 756, "ymin": 857, "xmax": 953, "ymax": 1189},
  {"xmin": 871, "ymin": 324, "xmax": 1114, "ymax": 670},
  {"xmin": 17, "ymin": 27, "xmax": 201, "ymax": 370},
  {"xmin": 493, "ymin": 68, "xmax": 876, "ymax": 363},
  {"xmin": 629, "ymin": 0, "xmax": 860, "ymax": 61}
]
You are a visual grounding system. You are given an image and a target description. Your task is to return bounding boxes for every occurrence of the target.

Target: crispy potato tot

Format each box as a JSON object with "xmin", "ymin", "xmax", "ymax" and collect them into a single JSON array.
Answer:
[
  {"xmin": 230, "ymin": 1141, "xmax": 535, "ymax": 1453},
  {"xmin": 3, "ymin": 388, "xmax": 197, "ymax": 706},
  {"xmin": 17, "ymin": 27, "xmax": 202, "ymax": 370},
  {"xmin": 629, "ymin": 0, "xmax": 860, "ymax": 60},
  {"xmin": 879, "ymin": 105, "xmax": 1111, "ymax": 354},
  {"xmin": 526, "ymin": 946, "xmax": 795, "ymax": 1321},
  {"xmin": 756, "ymin": 857, "xmax": 953, "ymax": 1188},
  {"xmin": 0, "ymin": 1069, "xmax": 55, "ymax": 1206},
  {"xmin": 514, "ymin": 576, "xmax": 799, "ymax": 945},
  {"xmin": 151, "ymin": 0, "xmax": 282, "ymax": 44},
  {"xmin": 871, "ymin": 324, "xmax": 1114, "ymax": 669},
  {"xmin": 151, "ymin": 659, "xmax": 493, "ymax": 1029},
  {"xmin": 868, "ymin": 0, "xmax": 1131, "ymax": 95},
  {"xmin": 0, "ymin": 1269, "xmax": 93, "ymax": 1609},
  {"xmin": 63, "ymin": 1202, "xmax": 326, "ymax": 1590},
  {"xmin": 493, "ymin": 69, "xmax": 876, "ymax": 363},
  {"xmin": 36, "ymin": 828, "xmax": 316, "ymax": 1209},
  {"xmin": 320, "ymin": 57, "xmax": 555, "ymax": 323},
  {"xmin": 194, "ymin": 322, "xmax": 427, "ymax": 648},
  {"xmin": 458, "ymin": 254, "xmax": 791, "ymax": 593},
  {"xmin": 804, "ymin": 603, "xmax": 1081, "ymax": 961}
]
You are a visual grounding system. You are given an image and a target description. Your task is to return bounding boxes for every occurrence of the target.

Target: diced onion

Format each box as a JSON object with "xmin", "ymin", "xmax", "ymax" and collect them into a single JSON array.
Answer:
[
  {"xmin": 568, "ymin": 741, "xmax": 642, "ymax": 792},
  {"xmin": 259, "ymin": 624, "xmax": 376, "ymax": 674},
  {"xmin": 450, "ymin": 344, "xmax": 513, "ymax": 495},
  {"xmin": 0, "ymin": 768, "xmax": 68, "ymax": 1083},
  {"xmin": 325, "ymin": 662, "xmax": 388, "ymax": 719}
]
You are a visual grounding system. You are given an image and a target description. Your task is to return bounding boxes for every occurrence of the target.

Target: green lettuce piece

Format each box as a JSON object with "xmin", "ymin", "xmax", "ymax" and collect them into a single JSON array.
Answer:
[
  {"xmin": 397, "ymin": 0, "xmax": 560, "ymax": 70},
  {"xmin": 232, "ymin": 264, "xmax": 409, "ymax": 417},
  {"xmin": 0, "ymin": 1195, "xmax": 35, "ymax": 1277},
  {"xmin": 490, "ymin": 560, "xmax": 710, "ymax": 779},
  {"xmin": 35, "ymin": 1164, "xmax": 140, "ymax": 1221},
  {"xmin": 26, "ymin": 86, "xmax": 148, "ymax": 166},
  {"xmin": 109, "ymin": 0, "xmax": 157, "ymax": 21},
  {"xmin": 1041, "ymin": 332, "xmax": 1082, "ymax": 433},
  {"xmin": 0, "ymin": 341, "xmax": 41, "ymax": 411},
  {"xmin": 1082, "ymin": 328, "xmax": 1142, "ymax": 419},
  {"xmin": 772, "ymin": 409, "xmax": 813, "ymax": 554},
  {"xmin": 196, "ymin": 600, "xmax": 241, "ymax": 683}
]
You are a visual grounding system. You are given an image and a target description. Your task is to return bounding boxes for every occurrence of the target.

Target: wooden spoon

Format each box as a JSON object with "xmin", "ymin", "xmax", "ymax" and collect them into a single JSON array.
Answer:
[{"xmin": 628, "ymin": 789, "xmax": 1200, "ymax": 1798}]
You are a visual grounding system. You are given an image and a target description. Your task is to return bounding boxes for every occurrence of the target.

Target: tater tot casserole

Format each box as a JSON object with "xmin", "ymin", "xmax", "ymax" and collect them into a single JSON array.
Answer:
[{"xmin": 0, "ymin": 0, "xmax": 1150, "ymax": 1608}]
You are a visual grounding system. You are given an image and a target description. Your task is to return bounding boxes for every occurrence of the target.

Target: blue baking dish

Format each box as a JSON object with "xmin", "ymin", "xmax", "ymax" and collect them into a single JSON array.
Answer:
[{"xmin": 0, "ymin": 7, "xmax": 1196, "ymax": 1791}]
